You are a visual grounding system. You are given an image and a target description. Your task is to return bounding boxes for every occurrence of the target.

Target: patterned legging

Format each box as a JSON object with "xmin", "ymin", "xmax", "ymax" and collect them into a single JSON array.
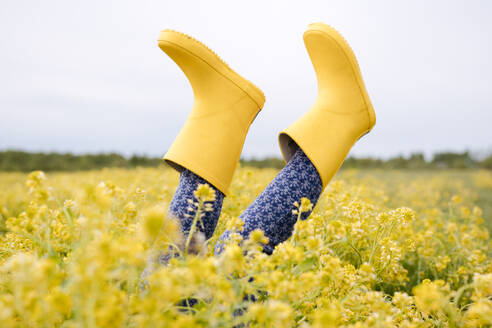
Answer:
[{"xmin": 168, "ymin": 147, "xmax": 323, "ymax": 256}]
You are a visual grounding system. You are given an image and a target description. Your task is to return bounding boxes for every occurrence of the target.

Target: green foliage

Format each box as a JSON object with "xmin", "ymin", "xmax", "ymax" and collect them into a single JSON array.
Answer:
[
  {"xmin": 0, "ymin": 150, "xmax": 162, "ymax": 172},
  {"xmin": 0, "ymin": 150, "xmax": 491, "ymax": 172},
  {"xmin": 239, "ymin": 156, "xmax": 285, "ymax": 169},
  {"xmin": 432, "ymin": 151, "xmax": 476, "ymax": 169},
  {"xmin": 481, "ymin": 154, "xmax": 492, "ymax": 169},
  {"xmin": 344, "ymin": 151, "xmax": 484, "ymax": 170},
  {"xmin": 1, "ymin": 168, "xmax": 491, "ymax": 327}
]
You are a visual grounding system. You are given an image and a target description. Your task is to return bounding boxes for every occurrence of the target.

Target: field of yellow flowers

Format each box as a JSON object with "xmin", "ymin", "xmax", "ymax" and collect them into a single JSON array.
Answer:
[{"xmin": 0, "ymin": 166, "xmax": 491, "ymax": 327}]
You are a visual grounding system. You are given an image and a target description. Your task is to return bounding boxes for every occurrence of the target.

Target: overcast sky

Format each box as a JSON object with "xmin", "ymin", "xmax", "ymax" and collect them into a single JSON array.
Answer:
[{"xmin": 1, "ymin": 0, "xmax": 491, "ymax": 160}]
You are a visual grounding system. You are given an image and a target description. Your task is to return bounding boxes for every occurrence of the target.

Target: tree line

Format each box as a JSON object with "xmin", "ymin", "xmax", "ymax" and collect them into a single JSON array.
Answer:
[
  {"xmin": 241, "ymin": 151, "xmax": 492, "ymax": 170},
  {"xmin": 0, "ymin": 151, "xmax": 161, "ymax": 172},
  {"xmin": 0, "ymin": 150, "xmax": 491, "ymax": 172}
]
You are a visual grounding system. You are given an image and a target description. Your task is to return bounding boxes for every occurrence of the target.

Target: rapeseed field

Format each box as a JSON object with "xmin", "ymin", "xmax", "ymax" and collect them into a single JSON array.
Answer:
[{"xmin": 0, "ymin": 167, "xmax": 491, "ymax": 327}]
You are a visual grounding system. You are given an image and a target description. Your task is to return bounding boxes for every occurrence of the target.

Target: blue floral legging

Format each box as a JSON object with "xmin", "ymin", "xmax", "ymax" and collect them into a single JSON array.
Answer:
[{"xmin": 168, "ymin": 147, "xmax": 323, "ymax": 256}]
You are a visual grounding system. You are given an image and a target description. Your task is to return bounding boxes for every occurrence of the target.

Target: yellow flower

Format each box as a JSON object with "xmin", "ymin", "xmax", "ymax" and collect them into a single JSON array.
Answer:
[
  {"xmin": 464, "ymin": 299, "xmax": 492, "ymax": 326},
  {"xmin": 413, "ymin": 280, "xmax": 446, "ymax": 314},
  {"xmin": 299, "ymin": 197, "xmax": 313, "ymax": 213},
  {"xmin": 1, "ymin": 163, "xmax": 491, "ymax": 327},
  {"xmin": 451, "ymin": 195, "xmax": 462, "ymax": 204},
  {"xmin": 473, "ymin": 273, "xmax": 492, "ymax": 298},
  {"xmin": 140, "ymin": 205, "xmax": 166, "ymax": 240},
  {"xmin": 435, "ymin": 256, "xmax": 451, "ymax": 272},
  {"xmin": 193, "ymin": 183, "xmax": 216, "ymax": 202},
  {"xmin": 249, "ymin": 229, "xmax": 269, "ymax": 245}
]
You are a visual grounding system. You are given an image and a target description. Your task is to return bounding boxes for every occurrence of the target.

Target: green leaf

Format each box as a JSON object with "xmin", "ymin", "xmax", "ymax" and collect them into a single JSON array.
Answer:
[{"xmin": 293, "ymin": 257, "xmax": 317, "ymax": 275}]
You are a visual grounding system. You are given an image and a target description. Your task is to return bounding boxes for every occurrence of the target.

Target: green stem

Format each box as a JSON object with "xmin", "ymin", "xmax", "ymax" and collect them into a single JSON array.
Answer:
[
  {"xmin": 346, "ymin": 238, "xmax": 363, "ymax": 266},
  {"xmin": 326, "ymin": 238, "xmax": 347, "ymax": 248},
  {"xmin": 185, "ymin": 200, "xmax": 203, "ymax": 255},
  {"xmin": 369, "ymin": 226, "xmax": 383, "ymax": 265},
  {"xmin": 453, "ymin": 282, "xmax": 473, "ymax": 307}
]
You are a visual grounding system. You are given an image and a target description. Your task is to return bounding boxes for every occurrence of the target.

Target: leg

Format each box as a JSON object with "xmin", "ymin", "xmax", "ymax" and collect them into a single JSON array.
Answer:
[
  {"xmin": 142, "ymin": 29, "xmax": 264, "ymax": 284},
  {"xmin": 169, "ymin": 169, "xmax": 225, "ymax": 242},
  {"xmin": 157, "ymin": 169, "xmax": 225, "ymax": 264},
  {"xmin": 214, "ymin": 147, "xmax": 323, "ymax": 255},
  {"xmin": 219, "ymin": 23, "xmax": 377, "ymax": 256},
  {"xmin": 140, "ymin": 169, "xmax": 224, "ymax": 288}
]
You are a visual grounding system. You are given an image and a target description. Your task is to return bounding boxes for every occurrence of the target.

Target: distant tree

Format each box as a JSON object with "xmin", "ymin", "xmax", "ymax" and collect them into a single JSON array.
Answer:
[
  {"xmin": 386, "ymin": 155, "xmax": 409, "ymax": 169},
  {"xmin": 407, "ymin": 153, "xmax": 428, "ymax": 169},
  {"xmin": 481, "ymin": 155, "xmax": 492, "ymax": 169},
  {"xmin": 432, "ymin": 151, "xmax": 476, "ymax": 169},
  {"xmin": 1, "ymin": 149, "xmax": 491, "ymax": 172},
  {"xmin": 342, "ymin": 157, "xmax": 384, "ymax": 169},
  {"xmin": 240, "ymin": 157, "xmax": 284, "ymax": 169},
  {"xmin": 129, "ymin": 155, "xmax": 162, "ymax": 167}
]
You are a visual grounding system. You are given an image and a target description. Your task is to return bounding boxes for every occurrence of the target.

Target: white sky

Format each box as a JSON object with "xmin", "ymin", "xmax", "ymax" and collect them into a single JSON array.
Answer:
[{"xmin": 1, "ymin": 0, "xmax": 491, "ymax": 160}]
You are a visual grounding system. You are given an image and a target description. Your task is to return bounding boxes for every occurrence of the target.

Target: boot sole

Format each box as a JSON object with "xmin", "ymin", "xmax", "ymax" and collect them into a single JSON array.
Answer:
[
  {"xmin": 158, "ymin": 30, "xmax": 265, "ymax": 110},
  {"xmin": 304, "ymin": 23, "xmax": 376, "ymax": 140}
]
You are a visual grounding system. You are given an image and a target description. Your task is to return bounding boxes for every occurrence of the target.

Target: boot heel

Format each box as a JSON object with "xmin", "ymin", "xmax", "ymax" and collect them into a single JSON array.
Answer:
[{"xmin": 357, "ymin": 130, "xmax": 371, "ymax": 141}]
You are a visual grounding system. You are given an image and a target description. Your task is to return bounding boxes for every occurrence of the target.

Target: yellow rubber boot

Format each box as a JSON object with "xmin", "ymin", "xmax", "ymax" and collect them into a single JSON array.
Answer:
[
  {"xmin": 158, "ymin": 30, "xmax": 265, "ymax": 196},
  {"xmin": 278, "ymin": 23, "xmax": 376, "ymax": 192}
]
